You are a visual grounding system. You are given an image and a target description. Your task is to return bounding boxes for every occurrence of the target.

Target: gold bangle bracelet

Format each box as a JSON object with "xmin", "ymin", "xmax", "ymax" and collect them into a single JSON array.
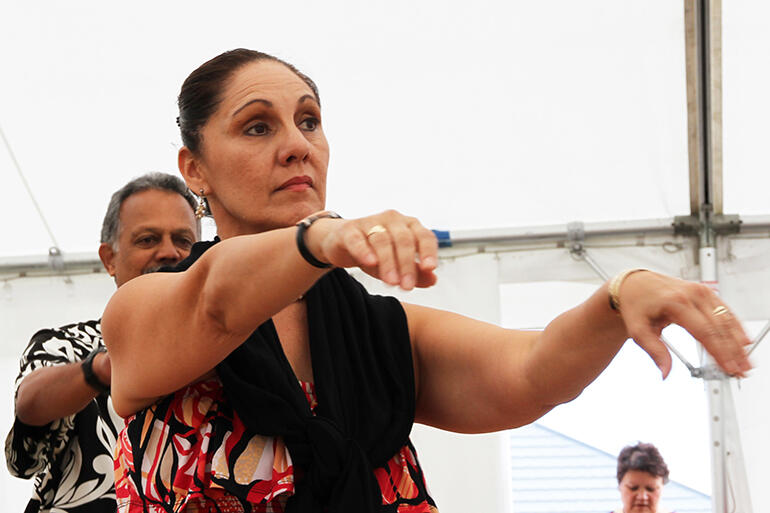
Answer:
[{"xmin": 608, "ymin": 269, "xmax": 648, "ymax": 312}]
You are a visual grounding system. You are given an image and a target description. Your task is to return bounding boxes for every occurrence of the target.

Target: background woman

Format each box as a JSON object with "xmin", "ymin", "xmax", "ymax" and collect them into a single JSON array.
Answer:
[
  {"xmin": 613, "ymin": 443, "xmax": 671, "ymax": 513},
  {"xmin": 103, "ymin": 49, "xmax": 751, "ymax": 513}
]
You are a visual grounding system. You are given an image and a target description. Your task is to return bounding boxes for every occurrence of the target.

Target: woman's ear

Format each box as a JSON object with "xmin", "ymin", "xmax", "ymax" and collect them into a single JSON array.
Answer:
[{"xmin": 178, "ymin": 147, "xmax": 210, "ymax": 194}]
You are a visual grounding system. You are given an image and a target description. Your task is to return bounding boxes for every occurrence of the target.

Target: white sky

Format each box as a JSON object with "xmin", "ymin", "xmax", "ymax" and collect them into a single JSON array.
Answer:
[{"xmin": 1, "ymin": 0, "xmax": 769, "ymax": 506}]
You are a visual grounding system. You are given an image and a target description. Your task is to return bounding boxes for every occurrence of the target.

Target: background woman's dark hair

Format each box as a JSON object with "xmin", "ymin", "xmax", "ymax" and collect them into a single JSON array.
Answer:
[
  {"xmin": 177, "ymin": 48, "xmax": 320, "ymax": 153},
  {"xmin": 617, "ymin": 442, "xmax": 670, "ymax": 484}
]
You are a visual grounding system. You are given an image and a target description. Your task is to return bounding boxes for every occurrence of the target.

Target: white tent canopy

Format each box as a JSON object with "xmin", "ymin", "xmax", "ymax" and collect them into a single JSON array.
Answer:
[{"xmin": 2, "ymin": 1, "xmax": 769, "ymax": 512}]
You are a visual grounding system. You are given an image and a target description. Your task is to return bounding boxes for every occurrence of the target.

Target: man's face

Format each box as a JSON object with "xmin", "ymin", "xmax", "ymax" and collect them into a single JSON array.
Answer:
[{"xmin": 99, "ymin": 189, "xmax": 198, "ymax": 287}]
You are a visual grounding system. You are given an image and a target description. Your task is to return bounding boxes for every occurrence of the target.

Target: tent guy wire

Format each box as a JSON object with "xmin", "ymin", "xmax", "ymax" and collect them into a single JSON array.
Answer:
[{"xmin": 0, "ymin": 123, "xmax": 61, "ymax": 252}]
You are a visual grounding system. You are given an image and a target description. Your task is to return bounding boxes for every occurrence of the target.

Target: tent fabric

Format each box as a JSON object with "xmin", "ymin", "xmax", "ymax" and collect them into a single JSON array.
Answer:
[{"xmin": 2, "ymin": 1, "xmax": 770, "ymax": 512}]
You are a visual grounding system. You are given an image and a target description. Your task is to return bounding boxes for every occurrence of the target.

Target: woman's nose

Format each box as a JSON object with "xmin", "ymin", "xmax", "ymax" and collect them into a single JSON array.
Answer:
[{"xmin": 278, "ymin": 126, "xmax": 311, "ymax": 165}]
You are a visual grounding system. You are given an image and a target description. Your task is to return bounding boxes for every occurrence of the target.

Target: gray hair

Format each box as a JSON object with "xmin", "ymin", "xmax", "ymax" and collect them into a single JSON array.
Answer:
[{"xmin": 100, "ymin": 172, "xmax": 198, "ymax": 245}]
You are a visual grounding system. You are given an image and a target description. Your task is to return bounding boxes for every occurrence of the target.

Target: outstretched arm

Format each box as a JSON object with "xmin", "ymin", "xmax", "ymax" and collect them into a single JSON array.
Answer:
[
  {"xmin": 103, "ymin": 210, "xmax": 438, "ymax": 417},
  {"xmin": 408, "ymin": 271, "xmax": 751, "ymax": 433}
]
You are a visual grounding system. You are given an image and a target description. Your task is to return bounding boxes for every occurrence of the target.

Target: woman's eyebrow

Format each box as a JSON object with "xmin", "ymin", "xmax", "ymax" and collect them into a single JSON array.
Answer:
[
  {"xmin": 297, "ymin": 94, "xmax": 319, "ymax": 107},
  {"xmin": 232, "ymin": 94, "xmax": 317, "ymax": 119},
  {"xmin": 233, "ymin": 98, "xmax": 273, "ymax": 117}
]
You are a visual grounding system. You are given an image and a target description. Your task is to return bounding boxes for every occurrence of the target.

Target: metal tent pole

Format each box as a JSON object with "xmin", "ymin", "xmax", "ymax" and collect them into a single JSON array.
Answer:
[
  {"xmin": 699, "ymin": 236, "xmax": 728, "ymax": 512},
  {"xmin": 684, "ymin": 0, "xmax": 755, "ymax": 509}
]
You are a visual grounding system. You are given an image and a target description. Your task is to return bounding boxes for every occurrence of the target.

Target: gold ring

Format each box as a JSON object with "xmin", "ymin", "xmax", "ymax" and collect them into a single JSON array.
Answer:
[
  {"xmin": 712, "ymin": 305, "xmax": 730, "ymax": 316},
  {"xmin": 366, "ymin": 225, "xmax": 388, "ymax": 238}
]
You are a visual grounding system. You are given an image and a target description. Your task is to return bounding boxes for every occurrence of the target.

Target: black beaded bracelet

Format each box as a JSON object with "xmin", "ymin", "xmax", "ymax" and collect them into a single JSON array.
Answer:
[{"xmin": 295, "ymin": 211, "xmax": 342, "ymax": 268}]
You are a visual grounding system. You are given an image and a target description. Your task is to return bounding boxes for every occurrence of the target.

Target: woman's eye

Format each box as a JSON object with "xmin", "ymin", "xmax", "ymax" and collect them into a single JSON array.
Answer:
[
  {"xmin": 299, "ymin": 117, "xmax": 319, "ymax": 131},
  {"xmin": 246, "ymin": 122, "xmax": 270, "ymax": 136}
]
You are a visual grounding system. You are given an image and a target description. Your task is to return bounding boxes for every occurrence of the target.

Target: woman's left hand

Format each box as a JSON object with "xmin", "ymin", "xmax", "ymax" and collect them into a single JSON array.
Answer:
[{"xmin": 616, "ymin": 271, "xmax": 752, "ymax": 378}]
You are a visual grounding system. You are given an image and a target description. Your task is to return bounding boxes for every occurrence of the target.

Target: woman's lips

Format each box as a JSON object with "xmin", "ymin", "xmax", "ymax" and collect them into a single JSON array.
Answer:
[{"xmin": 277, "ymin": 176, "xmax": 313, "ymax": 191}]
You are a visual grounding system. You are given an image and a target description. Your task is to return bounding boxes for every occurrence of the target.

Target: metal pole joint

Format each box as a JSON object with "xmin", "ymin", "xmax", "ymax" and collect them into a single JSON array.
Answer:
[
  {"xmin": 690, "ymin": 363, "xmax": 729, "ymax": 381},
  {"xmin": 673, "ymin": 213, "xmax": 741, "ymax": 237}
]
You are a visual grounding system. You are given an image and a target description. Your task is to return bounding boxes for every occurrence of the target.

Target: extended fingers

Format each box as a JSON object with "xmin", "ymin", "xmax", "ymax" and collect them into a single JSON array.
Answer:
[
  {"xmin": 663, "ymin": 285, "xmax": 751, "ymax": 376},
  {"xmin": 690, "ymin": 286, "xmax": 752, "ymax": 375},
  {"xmin": 620, "ymin": 274, "xmax": 751, "ymax": 378},
  {"xmin": 627, "ymin": 322, "xmax": 673, "ymax": 379}
]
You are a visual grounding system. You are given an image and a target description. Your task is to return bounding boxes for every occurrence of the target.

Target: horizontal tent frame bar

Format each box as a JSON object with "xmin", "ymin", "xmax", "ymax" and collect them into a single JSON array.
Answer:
[
  {"xmin": 1, "ymin": 215, "xmax": 769, "ymax": 280},
  {"xmin": 442, "ymin": 215, "xmax": 770, "ymax": 247}
]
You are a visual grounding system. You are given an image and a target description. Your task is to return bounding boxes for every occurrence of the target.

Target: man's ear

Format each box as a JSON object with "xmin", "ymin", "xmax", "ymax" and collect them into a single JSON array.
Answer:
[
  {"xmin": 98, "ymin": 243, "xmax": 117, "ymax": 278},
  {"xmin": 178, "ymin": 147, "xmax": 210, "ymax": 194}
]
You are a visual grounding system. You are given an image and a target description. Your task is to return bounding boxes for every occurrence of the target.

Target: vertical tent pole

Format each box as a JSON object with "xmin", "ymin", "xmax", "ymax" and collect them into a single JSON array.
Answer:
[{"xmin": 685, "ymin": 1, "xmax": 752, "ymax": 511}]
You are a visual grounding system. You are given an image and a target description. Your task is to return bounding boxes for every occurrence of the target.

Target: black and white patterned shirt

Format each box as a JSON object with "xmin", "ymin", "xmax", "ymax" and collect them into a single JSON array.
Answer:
[{"xmin": 4, "ymin": 319, "xmax": 124, "ymax": 513}]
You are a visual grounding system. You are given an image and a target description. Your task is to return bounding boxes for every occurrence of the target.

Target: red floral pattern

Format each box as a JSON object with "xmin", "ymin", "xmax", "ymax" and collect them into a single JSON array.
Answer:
[{"xmin": 115, "ymin": 378, "xmax": 437, "ymax": 512}]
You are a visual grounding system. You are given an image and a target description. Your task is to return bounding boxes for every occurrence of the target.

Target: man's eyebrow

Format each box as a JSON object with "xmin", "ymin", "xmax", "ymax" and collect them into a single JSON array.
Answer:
[
  {"xmin": 232, "ymin": 98, "xmax": 273, "ymax": 117},
  {"xmin": 129, "ymin": 227, "xmax": 159, "ymax": 238}
]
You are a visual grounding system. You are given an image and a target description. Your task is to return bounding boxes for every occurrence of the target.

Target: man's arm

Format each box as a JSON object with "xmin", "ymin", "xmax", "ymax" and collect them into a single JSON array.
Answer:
[
  {"xmin": 6, "ymin": 323, "xmax": 107, "ymax": 477},
  {"xmin": 14, "ymin": 352, "xmax": 111, "ymax": 426}
]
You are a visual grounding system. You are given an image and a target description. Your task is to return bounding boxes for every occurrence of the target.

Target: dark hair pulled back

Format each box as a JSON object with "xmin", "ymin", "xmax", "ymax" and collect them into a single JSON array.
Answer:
[
  {"xmin": 616, "ymin": 442, "xmax": 670, "ymax": 484},
  {"xmin": 177, "ymin": 48, "xmax": 320, "ymax": 153}
]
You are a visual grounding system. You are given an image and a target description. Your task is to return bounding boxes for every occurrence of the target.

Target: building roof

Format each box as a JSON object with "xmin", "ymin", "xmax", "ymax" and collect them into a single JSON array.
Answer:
[{"xmin": 509, "ymin": 424, "xmax": 711, "ymax": 513}]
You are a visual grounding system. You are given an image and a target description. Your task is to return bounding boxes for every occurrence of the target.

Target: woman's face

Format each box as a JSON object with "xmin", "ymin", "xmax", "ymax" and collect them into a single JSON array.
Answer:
[
  {"xmin": 183, "ymin": 59, "xmax": 329, "ymax": 237},
  {"xmin": 619, "ymin": 470, "xmax": 664, "ymax": 513}
]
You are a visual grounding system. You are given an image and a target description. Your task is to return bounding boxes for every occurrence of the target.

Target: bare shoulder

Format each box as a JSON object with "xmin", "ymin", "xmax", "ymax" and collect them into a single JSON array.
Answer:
[
  {"xmin": 400, "ymin": 301, "xmax": 438, "ymax": 339},
  {"xmin": 102, "ymin": 271, "xmax": 191, "ymax": 349},
  {"xmin": 103, "ymin": 272, "xmax": 177, "ymax": 315}
]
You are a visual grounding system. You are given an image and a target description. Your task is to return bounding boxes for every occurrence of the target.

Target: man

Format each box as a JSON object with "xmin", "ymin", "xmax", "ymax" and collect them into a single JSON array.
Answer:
[{"xmin": 5, "ymin": 172, "xmax": 199, "ymax": 513}]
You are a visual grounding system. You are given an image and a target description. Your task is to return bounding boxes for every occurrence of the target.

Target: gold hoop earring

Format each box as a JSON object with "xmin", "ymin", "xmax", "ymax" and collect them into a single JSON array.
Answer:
[{"xmin": 195, "ymin": 189, "xmax": 208, "ymax": 219}]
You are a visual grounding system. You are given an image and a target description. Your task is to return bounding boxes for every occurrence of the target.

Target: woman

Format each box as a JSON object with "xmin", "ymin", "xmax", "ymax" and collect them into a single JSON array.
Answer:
[
  {"xmin": 103, "ymin": 49, "xmax": 751, "ymax": 513},
  {"xmin": 613, "ymin": 443, "xmax": 671, "ymax": 513}
]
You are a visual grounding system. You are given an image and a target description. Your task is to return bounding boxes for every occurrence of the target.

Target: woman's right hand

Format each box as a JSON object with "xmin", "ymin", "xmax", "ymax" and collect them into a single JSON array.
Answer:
[{"xmin": 305, "ymin": 210, "xmax": 439, "ymax": 291}]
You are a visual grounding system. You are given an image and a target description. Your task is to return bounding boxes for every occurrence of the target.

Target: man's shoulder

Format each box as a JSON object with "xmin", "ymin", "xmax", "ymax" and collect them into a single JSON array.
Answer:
[
  {"xmin": 24, "ymin": 319, "xmax": 103, "ymax": 361},
  {"xmin": 30, "ymin": 319, "xmax": 102, "ymax": 342}
]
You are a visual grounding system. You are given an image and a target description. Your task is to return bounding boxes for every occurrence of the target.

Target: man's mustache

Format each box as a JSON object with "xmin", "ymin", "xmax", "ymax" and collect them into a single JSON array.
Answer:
[{"xmin": 142, "ymin": 264, "xmax": 167, "ymax": 275}]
